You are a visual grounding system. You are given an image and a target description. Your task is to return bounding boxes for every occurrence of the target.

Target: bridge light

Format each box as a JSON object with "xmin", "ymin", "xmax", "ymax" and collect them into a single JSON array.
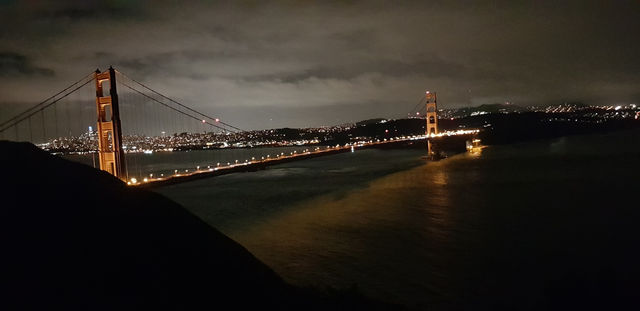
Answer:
[
  {"xmin": 202, "ymin": 119, "xmax": 206, "ymax": 123},
  {"xmin": 215, "ymin": 118, "xmax": 220, "ymax": 122}
]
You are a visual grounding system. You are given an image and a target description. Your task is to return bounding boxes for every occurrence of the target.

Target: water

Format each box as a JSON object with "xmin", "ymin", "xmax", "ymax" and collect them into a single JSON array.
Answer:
[
  {"xmin": 153, "ymin": 130, "xmax": 640, "ymax": 310},
  {"xmin": 63, "ymin": 146, "xmax": 311, "ymax": 179}
]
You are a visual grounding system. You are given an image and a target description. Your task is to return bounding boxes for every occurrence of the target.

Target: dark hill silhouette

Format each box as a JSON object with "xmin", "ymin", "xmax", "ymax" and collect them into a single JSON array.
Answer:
[{"xmin": 0, "ymin": 141, "xmax": 402, "ymax": 310}]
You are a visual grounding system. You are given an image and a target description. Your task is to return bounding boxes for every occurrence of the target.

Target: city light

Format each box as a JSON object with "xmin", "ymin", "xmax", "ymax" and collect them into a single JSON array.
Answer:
[{"xmin": 123, "ymin": 125, "xmax": 481, "ymax": 187}]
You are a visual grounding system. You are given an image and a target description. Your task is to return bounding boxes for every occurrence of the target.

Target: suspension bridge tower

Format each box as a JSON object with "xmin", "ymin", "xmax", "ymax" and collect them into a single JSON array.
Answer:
[
  {"xmin": 425, "ymin": 91, "xmax": 438, "ymax": 155},
  {"xmin": 94, "ymin": 67, "xmax": 127, "ymax": 180}
]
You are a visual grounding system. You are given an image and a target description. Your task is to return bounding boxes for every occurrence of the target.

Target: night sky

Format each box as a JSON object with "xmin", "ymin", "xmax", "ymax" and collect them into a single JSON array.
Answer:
[{"xmin": 1, "ymin": 0, "xmax": 638, "ymax": 130}]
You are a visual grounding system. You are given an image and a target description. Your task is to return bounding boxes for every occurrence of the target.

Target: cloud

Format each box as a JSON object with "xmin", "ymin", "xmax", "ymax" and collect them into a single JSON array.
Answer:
[
  {"xmin": 0, "ymin": 0, "xmax": 638, "ymax": 129},
  {"xmin": 0, "ymin": 52, "xmax": 54, "ymax": 77}
]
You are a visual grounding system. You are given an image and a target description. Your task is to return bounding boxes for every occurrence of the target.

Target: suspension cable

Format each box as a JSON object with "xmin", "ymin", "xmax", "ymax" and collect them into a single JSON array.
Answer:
[
  {"xmin": 116, "ymin": 70, "xmax": 245, "ymax": 132},
  {"xmin": 408, "ymin": 96, "xmax": 426, "ymax": 116},
  {"xmin": 0, "ymin": 76, "xmax": 95, "ymax": 133},
  {"xmin": 0, "ymin": 72, "xmax": 94, "ymax": 129},
  {"xmin": 118, "ymin": 80, "xmax": 232, "ymax": 133}
]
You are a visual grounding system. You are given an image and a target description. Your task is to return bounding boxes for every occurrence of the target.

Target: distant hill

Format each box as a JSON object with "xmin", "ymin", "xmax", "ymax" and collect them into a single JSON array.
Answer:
[
  {"xmin": 542, "ymin": 101, "xmax": 589, "ymax": 108},
  {"xmin": 356, "ymin": 118, "xmax": 387, "ymax": 126},
  {"xmin": 450, "ymin": 103, "xmax": 525, "ymax": 117}
]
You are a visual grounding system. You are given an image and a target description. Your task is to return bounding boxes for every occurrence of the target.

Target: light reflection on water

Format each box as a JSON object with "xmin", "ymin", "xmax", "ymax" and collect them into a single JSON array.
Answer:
[
  {"xmin": 157, "ymin": 130, "xmax": 640, "ymax": 310},
  {"xmin": 228, "ymin": 153, "xmax": 484, "ymax": 308}
]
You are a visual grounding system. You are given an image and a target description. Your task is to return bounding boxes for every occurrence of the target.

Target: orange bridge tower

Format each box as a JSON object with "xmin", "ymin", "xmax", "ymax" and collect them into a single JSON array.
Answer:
[
  {"xmin": 425, "ymin": 91, "xmax": 438, "ymax": 155},
  {"xmin": 94, "ymin": 67, "xmax": 127, "ymax": 180}
]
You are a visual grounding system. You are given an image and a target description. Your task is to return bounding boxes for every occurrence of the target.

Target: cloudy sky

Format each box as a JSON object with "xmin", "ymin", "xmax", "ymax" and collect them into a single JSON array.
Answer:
[{"xmin": 1, "ymin": 0, "xmax": 638, "ymax": 129}]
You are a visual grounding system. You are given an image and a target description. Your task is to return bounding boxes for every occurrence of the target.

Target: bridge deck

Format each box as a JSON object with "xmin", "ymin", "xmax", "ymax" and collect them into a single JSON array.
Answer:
[{"xmin": 132, "ymin": 130, "xmax": 478, "ymax": 188}]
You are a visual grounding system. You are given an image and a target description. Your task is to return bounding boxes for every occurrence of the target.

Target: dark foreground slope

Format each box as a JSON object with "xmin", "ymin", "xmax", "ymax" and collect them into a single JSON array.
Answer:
[{"xmin": 0, "ymin": 141, "xmax": 401, "ymax": 310}]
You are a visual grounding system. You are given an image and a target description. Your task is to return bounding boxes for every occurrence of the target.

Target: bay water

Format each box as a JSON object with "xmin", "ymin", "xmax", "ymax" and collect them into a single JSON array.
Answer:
[{"xmin": 150, "ymin": 130, "xmax": 639, "ymax": 309}]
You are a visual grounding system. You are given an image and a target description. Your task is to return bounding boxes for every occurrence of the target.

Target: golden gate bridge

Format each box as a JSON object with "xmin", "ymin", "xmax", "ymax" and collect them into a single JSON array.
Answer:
[{"xmin": 0, "ymin": 67, "xmax": 479, "ymax": 187}]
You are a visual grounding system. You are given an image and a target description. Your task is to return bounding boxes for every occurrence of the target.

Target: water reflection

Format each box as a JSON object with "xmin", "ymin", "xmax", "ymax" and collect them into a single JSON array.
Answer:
[
  {"xmin": 231, "ymin": 154, "xmax": 472, "ymax": 307},
  {"xmin": 157, "ymin": 130, "xmax": 640, "ymax": 310}
]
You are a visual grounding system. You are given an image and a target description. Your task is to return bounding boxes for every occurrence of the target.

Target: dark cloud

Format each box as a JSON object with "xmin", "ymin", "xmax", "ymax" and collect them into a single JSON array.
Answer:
[
  {"xmin": 0, "ymin": 0, "xmax": 638, "ymax": 129},
  {"xmin": 240, "ymin": 57, "xmax": 475, "ymax": 84},
  {"xmin": 0, "ymin": 52, "xmax": 54, "ymax": 77},
  {"xmin": 37, "ymin": 0, "xmax": 146, "ymax": 21}
]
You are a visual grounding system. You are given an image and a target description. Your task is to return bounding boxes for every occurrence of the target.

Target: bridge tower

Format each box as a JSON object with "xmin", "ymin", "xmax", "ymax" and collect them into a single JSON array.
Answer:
[
  {"xmin": 425, "ymin": 91, "xmax": 438, "ymax": 155},
  {"xmin": 94, "ymin": 67, "xmax": 127, "ymax": 180}
]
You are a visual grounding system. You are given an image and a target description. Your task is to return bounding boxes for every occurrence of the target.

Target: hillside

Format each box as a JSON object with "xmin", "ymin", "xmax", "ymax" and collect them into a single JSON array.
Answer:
[{"xmin": 0, "ymin": 141, "xmax": 401, "ymax": 310}]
